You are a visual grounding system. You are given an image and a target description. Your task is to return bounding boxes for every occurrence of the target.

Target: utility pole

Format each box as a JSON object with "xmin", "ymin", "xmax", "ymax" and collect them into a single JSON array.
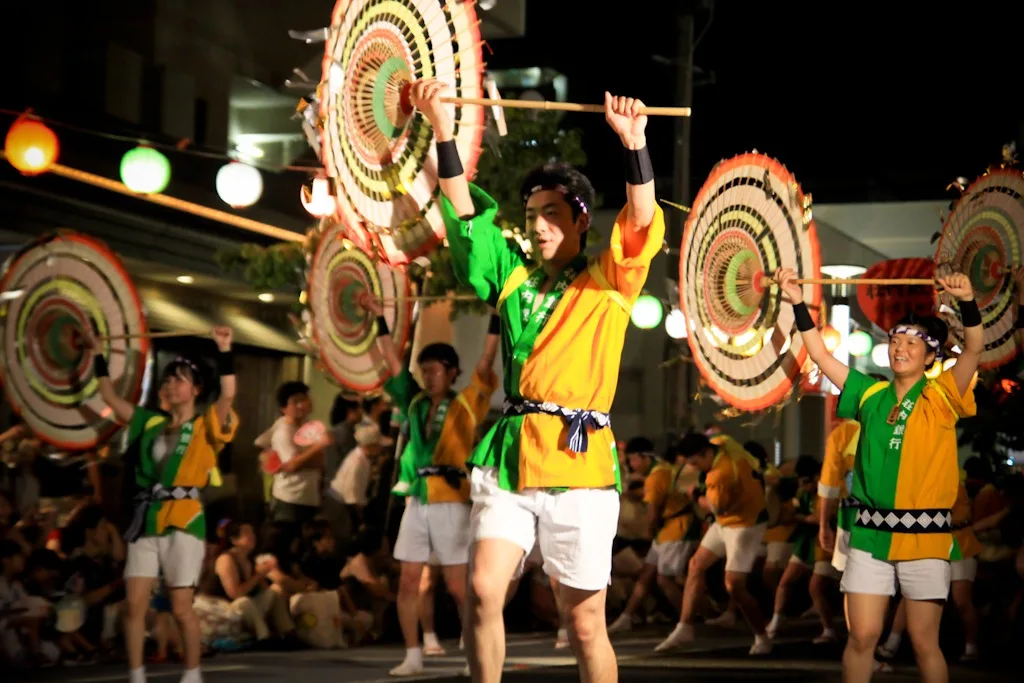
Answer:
[{"xmin": 667, "ymin": 9, "xmax": 695, "ymax": 435}]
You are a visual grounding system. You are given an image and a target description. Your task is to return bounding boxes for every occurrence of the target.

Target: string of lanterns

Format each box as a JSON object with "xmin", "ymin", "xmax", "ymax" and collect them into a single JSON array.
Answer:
[{"xmin": 2, "ymin": 111, "xmax": 320, "ymax": 213}]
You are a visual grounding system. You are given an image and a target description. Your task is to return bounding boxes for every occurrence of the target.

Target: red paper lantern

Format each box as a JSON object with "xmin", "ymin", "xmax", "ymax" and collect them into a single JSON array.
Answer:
[
  {"xmin": 822, "ymin": 325, "xmax": 842, "ymax": 353},
  {"xmin": 4, "ymin": 117, "xmax": 59, "ymax": 175}
]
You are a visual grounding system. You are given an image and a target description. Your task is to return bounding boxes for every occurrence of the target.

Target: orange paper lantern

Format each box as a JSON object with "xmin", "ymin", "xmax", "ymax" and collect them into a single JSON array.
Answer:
[
  {"xmin": 4, "ymin": 117, "xmax": 59, "ymax": 175},
  {"xmin": 821, "ymin": 325, "xmax": 842, "ymax": 353}
]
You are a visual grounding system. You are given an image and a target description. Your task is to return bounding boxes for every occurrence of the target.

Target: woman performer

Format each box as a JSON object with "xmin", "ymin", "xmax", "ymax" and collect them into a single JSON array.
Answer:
[
  {"xmin": 777, "ymin": 267, "xmax": 981, "ymax": 683},
  {"xmin": 89, "ymin": 328, "xmax": 238, "ymax": 683}
]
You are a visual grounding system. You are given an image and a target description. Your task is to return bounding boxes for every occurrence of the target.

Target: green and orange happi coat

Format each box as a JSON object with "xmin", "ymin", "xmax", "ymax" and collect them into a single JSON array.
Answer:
[
  {"xmin": 837, "ymin": 369, "xmax": 976, "ymax": 562},
  {"xmin": 442, "ymin": 184, "xmax": 664, "ymax": 493}
]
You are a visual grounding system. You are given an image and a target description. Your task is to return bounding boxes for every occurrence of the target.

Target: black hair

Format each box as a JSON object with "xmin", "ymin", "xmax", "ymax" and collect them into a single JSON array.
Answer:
[
  {"xmin": 417, "ymin": 342, "xmax": 460, "ymax": 372},
  {"xmin": 309, "ymin": 520, "xmax": 332, "ymax": 545},
  {"xmin": 347, "ymin": 527, "xmax": 384, "ymax": 558},
  {"xmin": 330, "ymin": 394, "xmax": 361, "ymax": 425},
  {"xmin": 276, "ymin": 381, "xmax": 310, "ymax": 409},
  {"xmin": 160, "ymin": 357, "xmax": 206, "ymax": 397},
  {"xmin": 362, "ymin": 395, "xmax": 385, "ymax": 413},
  {"xmin": 743, "ymin": 440, "xmax": 769, "ymax": 469},
  {"xmin": 894, "ymin": 313, "xmax": 949, "ymax": 360},
  {"xmin": 795, "ymin": 454, "xmax": 820, "ymax": 479},
  {"xmin": 520, "ymin": 161, "xmax": 597, "ymax": 248},
  {"xmin": 677, "ymin": 432, "xmax": 714, "ymax": 458},
  {"xmin": 0, "ymin": 539, "xmax": 23, "ymax": 561},
  {"xmin": 625, "ymin": 437, "xmax": 655, "ymax": 455},
  {"xmin": 963, "ymin": 456, "xmax": 990, "ymax": 482}
]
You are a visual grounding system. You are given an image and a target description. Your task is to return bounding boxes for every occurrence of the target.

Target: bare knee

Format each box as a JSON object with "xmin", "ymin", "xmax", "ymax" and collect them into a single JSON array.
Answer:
[
  {"xmin": 686, "ymin": 555, "xmax": 706, "ymax": 579},
  {"xmin": 655, "ymin": 575, "xmax": 676, "ymax": 595},
  {"xmin": 125, "ymin": 594, "xmax": 150, "ymax": 621},
  {"xmin": 847, "ymin": 621, "xmax": 883, "ymax": 652},
  {"xmin": 724, "ymin": 573, "xmax": 748, "ymax": 596},
  {"xmin": 398, "ymin": 563, "xmax": 424, "ymax": 598},
  {"xmin": 566, "ymin": 599, "xmax": 604, "ymax": 648},
  {"xmin": 468, "ymin": 566, "xmax": 507, "ymax": 619}
]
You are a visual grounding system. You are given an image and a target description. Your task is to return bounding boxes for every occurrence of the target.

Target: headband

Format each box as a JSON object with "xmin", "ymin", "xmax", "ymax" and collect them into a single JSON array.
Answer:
[
  {"xmin": 888, "ymin": 325, "xmax": 944, "ymax": 360},
  {"xmin": 521, "ymin": 183, "xmax": 589, "ymax": 217},
  {"xmin": 168, "ymin": 357, "xmax": 203, "ymax": 381}
]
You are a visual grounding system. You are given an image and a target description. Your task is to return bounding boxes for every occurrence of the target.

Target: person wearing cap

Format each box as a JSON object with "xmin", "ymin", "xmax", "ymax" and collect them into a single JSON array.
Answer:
[
  {"xmin": 655, "ymin": 432, "xmax": 771, "ymax": 655},
  {"xmin": 328, "ymin": 423, "xmax": 394, "ymax": 524},
  {"xmin": 357, "ymin": 297, "xmax": 500, "ymax": 677},
  {"xmin": 406, "ymin": 80, "xmax": 662, "ymax": 683}
]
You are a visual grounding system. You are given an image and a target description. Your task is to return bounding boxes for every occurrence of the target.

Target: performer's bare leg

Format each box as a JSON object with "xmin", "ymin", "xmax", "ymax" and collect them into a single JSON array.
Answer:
[
  {"xmin": 843, "ymin": 593, "xmax": 888, "ymax": 683},
  {"xmin": 466, "ymin": 539, "xmax": 524, "ymax": 683},
  {"xmin": 560, "ymin": 583, "xmax": 617, "ymax": 683},
  {"xmin": 904, "ymin": 599, "xmax": 947, "ymax": 683},
  {"xmin": 168, "ymin": 587, "xmax": 201, "ymax": 674},
  {"xmin": 125, "ymin": 577, "xmax": 157, "ymax": 681},
  {"xmin": 397, "ymin": 561, "xmax": 427, "ymax": 650}
]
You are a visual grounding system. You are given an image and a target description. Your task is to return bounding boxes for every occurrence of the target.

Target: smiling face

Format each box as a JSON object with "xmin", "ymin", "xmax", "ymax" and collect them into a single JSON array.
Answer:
[
  {"xmin": 525, "ymin": 190, "xmax": 588, "ymax": 264},
  {"xmin": 889, "ymin": 327, "xmax": 935, "ymax": 379}
]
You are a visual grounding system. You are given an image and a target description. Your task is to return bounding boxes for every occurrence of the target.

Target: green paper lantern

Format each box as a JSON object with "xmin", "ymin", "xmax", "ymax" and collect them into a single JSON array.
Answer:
[
  {"xmin": 120, "ymin": 146, "xmax": 171, "ymax": 194},
  {"xmin": 848, "ymin": 330, "xmax": 873, "ymax": 357},
  {"xmin": 631, "ymin": 294, "xmax": 663, "ymax": 330}
]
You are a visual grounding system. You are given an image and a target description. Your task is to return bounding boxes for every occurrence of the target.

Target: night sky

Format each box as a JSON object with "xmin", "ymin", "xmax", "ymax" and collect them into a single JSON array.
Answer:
[{"xmin": 486, "ymin": 0, "xmax": 1024, "ymax": 209}]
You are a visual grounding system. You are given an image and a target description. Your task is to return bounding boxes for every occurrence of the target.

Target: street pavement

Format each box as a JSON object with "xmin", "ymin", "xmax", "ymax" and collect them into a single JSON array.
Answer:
[{"xmin": 10, "ymin": 622, "xmax": 1014, "ymax": 682}]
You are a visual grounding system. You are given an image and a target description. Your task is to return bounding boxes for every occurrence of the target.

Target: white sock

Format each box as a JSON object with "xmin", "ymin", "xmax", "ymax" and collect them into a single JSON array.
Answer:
[
  {"xmin": 130, "ymin": 667, "xmax": 146, "ymax": 683},
  {"xmin": 405, "ymin": 647, "xmax": 423, "ymax": 664},
  {"xmin": 556, "ymin": 628, "xmax": 568, "ymax": 641},
  {"xmin": 768, "ymin": 613, "xmax": 782, "ymax": 629},
  {"xmin": 180, "ymin": 668, "xmax": 202, "ymax": 683},
  {"xmin": 883, "ymin": 632, "xmax": 902, "ymax": 651},
  {"xmin": 423, "ymin": 632, "xmax": 440, "ymax": 649},
  {"xmin": 964, "ymin": 642, "xmax": 978, "ymax": 655}
]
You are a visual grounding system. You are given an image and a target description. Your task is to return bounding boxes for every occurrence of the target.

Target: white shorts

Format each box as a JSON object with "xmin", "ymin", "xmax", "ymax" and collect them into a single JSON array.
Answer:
[
  {"xmin": 951, "ymin": 557, "xmax": 977, "ymax": 583},
  {"xmin": 700, "ymin": 523, "xmax": 767, "ymax": 573},
  {"xmin": 766, "ymin": 541, "xmax": 793, "ymax": 566},
  {"xmin": 124, "ymin": 531, "xmax": 206, "ymax": 588},
  {"xmin": 831, "ymin": 528, "xmax": 851, "ymax": 572},
  {"xmin": 840, "ymin": 548, "xmax": 951, "ymax": 600},
  {"xmin": 787, "ymin": 555, "xmax": 839, "ymax": 579},
  {"xmin": 644, "ymin": 540, "xmax": 697, "ymax": 577},
  {"xmin": 469, "ymin": 466, "xmax": 620, "ymax": 591},
  {"xmin": 394, "ymin": 498, "xmax": 471, "ymax": 566}
]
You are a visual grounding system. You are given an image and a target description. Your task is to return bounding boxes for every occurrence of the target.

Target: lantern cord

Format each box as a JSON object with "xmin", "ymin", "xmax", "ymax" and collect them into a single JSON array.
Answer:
[
  {"xmin": 0, "ymin": 108, "xmax": 322, "ymax": 174},
  {"xmin": 0, "ymin": 151, "xmax": 304, "ymax": 243}
]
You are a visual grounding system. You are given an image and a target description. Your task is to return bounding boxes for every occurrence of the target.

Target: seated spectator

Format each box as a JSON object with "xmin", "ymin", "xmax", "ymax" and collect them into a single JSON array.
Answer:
[{"xmin": 0, "ymin": 539, "xmax": 56, "ymax": 666}]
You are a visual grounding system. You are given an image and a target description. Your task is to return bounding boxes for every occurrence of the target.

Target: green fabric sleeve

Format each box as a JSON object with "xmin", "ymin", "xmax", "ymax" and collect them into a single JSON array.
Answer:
[
  {"xmin": 440, "ymin": 183, "xmax": 527, "ymax": 307},
  {"xmin": 126, "ymin": 407, "xmax": 160, "ymax": 446},
  {"xmin": 836, "ymin": 369, "xmax": 875, "ymax": 421}
]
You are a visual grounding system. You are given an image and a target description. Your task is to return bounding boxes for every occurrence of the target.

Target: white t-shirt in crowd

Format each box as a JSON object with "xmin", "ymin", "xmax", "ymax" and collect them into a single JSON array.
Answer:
[
  {"xmin": 329, "ymin": 446, "xmax": 371, "ymax": 506},
  {"xmin": 268, "ymin": 418, "xmax": 321, "ymax": 507}
]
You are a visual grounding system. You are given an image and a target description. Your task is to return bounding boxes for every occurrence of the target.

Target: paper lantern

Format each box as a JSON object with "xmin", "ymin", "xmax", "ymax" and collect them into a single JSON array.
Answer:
[
  {"xmin": 4, "ymin": 117, "xmax": 59, "ymax": 175},
  {"xmin": 848, "ymin": 330, "xmax": 873, "ymax": 357},
  {"xmin": 301, "ymin": 174, "xmax": 336, "ymax": 218},
  {"xmin": 871, "ymin": 342, "xmax": 890, "ymax": 368},
  {"xmin": 665, "ymin": 308, "xmax": 687, "ymax": 339},
  {"xmin": 631, "ymin": 294, "xmax": 663, "ymax": 330},
  {"xmin": 120, "ymin": 146, "xmax": 170, "ymax": 194},
  {"xmin": 821, "ymin": 325, "xmax": 841, "ymax": 353},
  {"xmin": 216, "ymin": 162, "xmax": 263, "ymax": 208}
]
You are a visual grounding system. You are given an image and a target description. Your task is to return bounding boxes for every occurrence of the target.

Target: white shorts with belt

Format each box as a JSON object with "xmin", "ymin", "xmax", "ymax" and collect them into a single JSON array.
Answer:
[
  {"xmin": 124, "ymin": 531, "xmax": 206, "ymax": 588},
  {"xmin": 393, "ymin": 497, "xmax": 472, "ymax": 566},
  {"xmin": 700, "ymin": 522, "xmax": 767, "ymax": 573},
  {"xmin": 469, "ymin": 466, "xmax": 620, "ymax": 591}
]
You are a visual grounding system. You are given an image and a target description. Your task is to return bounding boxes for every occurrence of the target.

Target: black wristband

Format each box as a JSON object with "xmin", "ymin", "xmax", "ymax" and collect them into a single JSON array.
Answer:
[
  {"xmin": 376, "ymin": 316, "xmax": 390, "ymax": 336},
  {"xmin": 436, "ymin": 139, "xmax": 464, "ymax": 179},
  {"xmin": 959, "ymin": 299, "xmax": 982, "ymax": 328},
  {"xmin": 93, "ymin": 354, "xmax": 109, "ymax": 378},
  {"xmin": 624, "ymin": 145, "xmax": 654, "ymax": 185},
  {"xmin": 216, "ymin": 350, "xmax": 235, "ymax": 376},
  {"xmin": 488, "ymin": 314, "xmax": 501, "ymax": 335},
  {"xmin": 1017, "ymin": 305, "xmax": 1024, "ymax": 330},
  {"xmin": 793, "ymin": 302, "xmax": 815, "ymax": 332}
]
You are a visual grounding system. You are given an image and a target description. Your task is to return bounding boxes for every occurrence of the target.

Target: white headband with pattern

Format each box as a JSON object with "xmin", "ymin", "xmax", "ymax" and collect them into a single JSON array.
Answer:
[{"xmin": 889, "ymin": 325, "xmax": 943, "ymax": 359}]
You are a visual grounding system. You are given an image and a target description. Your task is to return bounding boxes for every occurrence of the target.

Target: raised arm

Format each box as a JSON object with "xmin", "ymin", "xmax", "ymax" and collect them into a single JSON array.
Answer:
[
  {"xmin": 211, "ymin": 326, "xmax": 236, "ymax": 427},
  {"xmin": 358, "ymin": 294, "xmax": 403, "ymax": 378},
  {"xmin": 85, "ymin": 332, "xmax": 137, "ymax": 425},
  {"xmin": 409, "ymin": 79, "xmax": 474, "ymax": 218},
  {"xmin": 605, "ymin": 92, "xmax": 656, "ymax": 247},
  {"xmin": 775, "ymin": 267, "xmax": 850, "ymax": 390},
  {"xmin": 938, "ymin": 274, "xmax": 981, "ymax": 398}
]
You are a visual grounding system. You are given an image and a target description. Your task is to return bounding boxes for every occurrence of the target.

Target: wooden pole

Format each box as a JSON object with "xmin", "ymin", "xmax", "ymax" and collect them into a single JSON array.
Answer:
[{"xmin": 442, "ymin": 96, "xmax": 691, "ymax": 117}]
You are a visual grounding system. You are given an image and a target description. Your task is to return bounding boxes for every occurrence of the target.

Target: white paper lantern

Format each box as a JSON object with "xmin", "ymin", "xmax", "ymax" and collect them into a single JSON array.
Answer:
[
  {"xmin": 871, "ymin": 342, "xmax": 890, "ymax": 368},
  {"xmin": 665, "ymin": 308, "xmax": 687, "ymax": 339},
  {"xmin": 216, "ymin": 162, "xmax": 263, "ymax": 208}
]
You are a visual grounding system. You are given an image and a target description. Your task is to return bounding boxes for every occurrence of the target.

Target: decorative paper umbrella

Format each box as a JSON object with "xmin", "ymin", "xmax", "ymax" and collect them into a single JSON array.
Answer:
[
  {"xmin": 934, "ymin": 167, "xmax": 1024, "ymax": 370},
  {"xmin": 318, "ymin": 0, "xmax": 486, "ymax": 266},
  {"xmin": 308, "ymin": 226, "xmax": 412, "ymax": 392},
  {"xmin": 679, "ymin": 153, "xmax": 823, "ymax": 411},
  {"xmin": 0, "ymin": 232, "xmax": 149, "ymax": 450}
]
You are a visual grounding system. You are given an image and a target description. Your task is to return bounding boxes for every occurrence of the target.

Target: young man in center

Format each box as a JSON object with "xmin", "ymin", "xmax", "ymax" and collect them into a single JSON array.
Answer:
[{"xmin": 407, "ymin": 79, "xmax": 664, "ymax": 683}]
